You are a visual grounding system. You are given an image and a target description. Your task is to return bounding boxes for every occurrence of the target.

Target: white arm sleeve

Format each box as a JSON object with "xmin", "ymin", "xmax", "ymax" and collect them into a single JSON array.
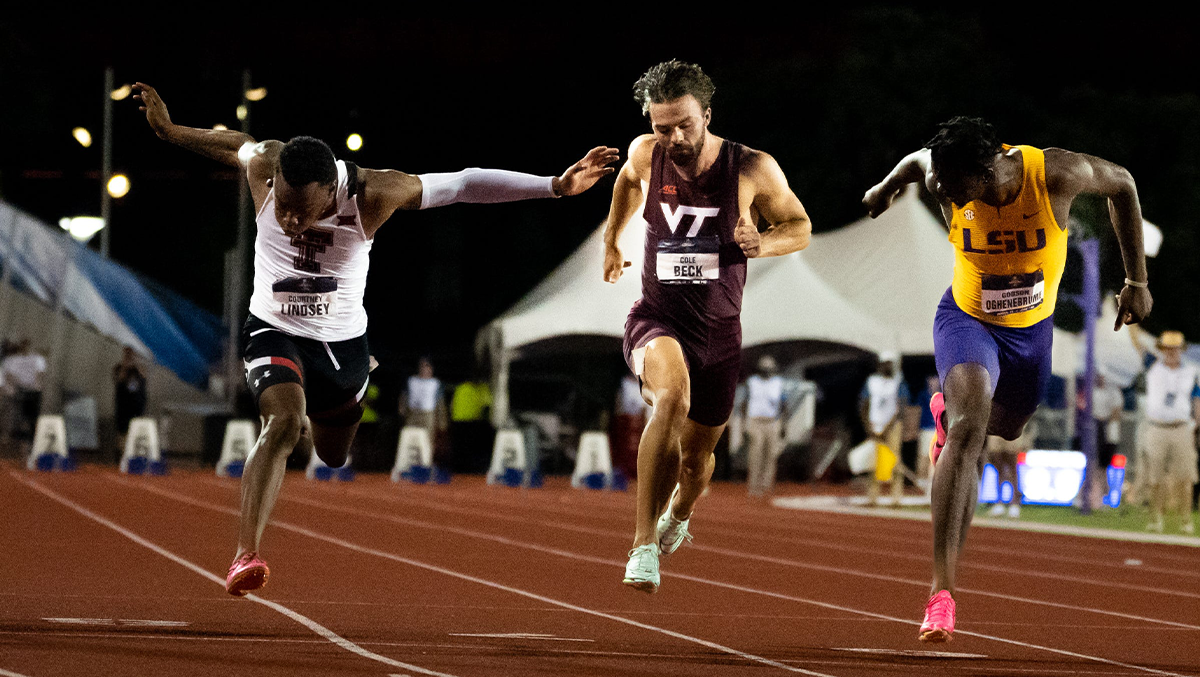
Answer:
[{"xmin": 417, "ymin": 167, "xmax": 557, "ymax": 210}]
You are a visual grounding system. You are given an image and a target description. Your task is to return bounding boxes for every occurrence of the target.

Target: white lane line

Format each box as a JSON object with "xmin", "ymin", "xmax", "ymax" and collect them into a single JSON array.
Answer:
[
  {"xmin": 349, "ymin": 478, "xmax": 1200, "ymax": 568},
  {"xmin": 315, "ymin": 480, "xmax": 1200, "ymax": 590},
  {"xmin": 115, "ymin": 478, "xmax": 837, "ymax": 676},
  {"xmin": 832, "ymin": 647, "xmax": 988, "ymax": 659},
  {"xmin": 448, "ymin": 633, "xmax": 594, "ymax": 642},
  {"xmin": 0, "ymin": 669, "xmax": 33, "ymax": 677},
  {"xmin": 316, "ymin": 484, "xmax": 1200, "ymax": 631},
  {"xmin": 7, "ymin": 472, "xmax": 459, "ymax": 677},
  {"xmin": 136, "ymin": 479, "xmax": 1195, "ymax": 677},
  {"xmin": 42, "ymin": 618, "xmax": 189, "ymax": 627},
  {"xmin": 42, "ymin": 618, "xmax": 114, "ymax": 626}
]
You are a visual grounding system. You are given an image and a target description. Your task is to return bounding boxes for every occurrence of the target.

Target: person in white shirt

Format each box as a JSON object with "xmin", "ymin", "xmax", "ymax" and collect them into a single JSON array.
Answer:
[
  {"xmin": 1139, "ymin": 331, "xmax": 1200, "ymax": 533},
  {"xmin": 859, "ymin": 352, "xmax": 910, "ymax": 506},
  {"xmin": 1091, "ymin": 372, "xmax": 1125, "ymax": 469},
  {"xmin": 402, "ymin": 357, "xmax": 445, "ymax": 433},
  {"xmin": 743, "ymin": 355, "xmax": 786, "ymax": 498},
  {"xmin": 612, "ymin": 375, "xmax": 650, "ymax": 480},
  {"xmin": 0, "ymin": 339, "xmax": 47, "ymax": 449}
]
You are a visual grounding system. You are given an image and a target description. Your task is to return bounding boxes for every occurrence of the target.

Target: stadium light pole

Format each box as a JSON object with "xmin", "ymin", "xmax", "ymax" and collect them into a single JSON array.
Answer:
[
  {"xmin": 225, "ymin": 69, "xmax": 255, "ymax": 408},
  {"xmin": 101, "ymin": 66, "xmax": 113, "ymax": 258}
]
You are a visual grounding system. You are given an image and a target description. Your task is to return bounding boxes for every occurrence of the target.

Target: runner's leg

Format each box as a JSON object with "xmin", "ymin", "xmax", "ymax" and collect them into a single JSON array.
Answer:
[
  {"xmin": 238, "ymin": 382, "xmax": 307, "ymax": 557},
  {"xmin": 671, "ymin": 418, "xmax": 724, "ymax": 520},
  {"xmin": 930, "ymin": 362, "xmax": 992, "ymax": 595},
  {"xmin": 310, "ymin": 418, "xmax": 360, "ymax": 469},
  {"xmin": 631, "ymin": 336, "xmax": 690, "ymax": 548}
]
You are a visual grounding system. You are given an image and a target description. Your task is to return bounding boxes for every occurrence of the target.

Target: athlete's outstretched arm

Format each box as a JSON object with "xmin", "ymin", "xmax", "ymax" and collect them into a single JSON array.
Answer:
[
  {"xmin": 862, "ymin": 149, "xmax": 938, "ymax": 218},
  {"xmin": 133, "ymin": 83, "xmax": 258, "ymax": 168},
  {"xmin": 1046, "ymin": 149, "xmax": 1152, "ymax": 329},
  {"xmin": 602, "ymin": 136, "xmax": 652, "ymax": 283},
  {"xmin": 359, "ymin": 146, "xmax": 619, "ymax": 235},
  {"xmin": 740, "ymin": 152, "xmax": 811, "ymax": 258}
]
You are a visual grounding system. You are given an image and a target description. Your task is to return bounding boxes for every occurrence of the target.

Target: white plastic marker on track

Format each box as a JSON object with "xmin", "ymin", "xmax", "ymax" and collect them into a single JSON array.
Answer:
[
  {"xmin": 311, "ymin": 484, "xmax": 1200, "ymax": 632},
  {"xmin": 6, "ymin": 472, "xmax": 459, "ymax": 677},
  {"xmin": 128, "ymin": 479, "xmax": 1195, "ymax": 677},
  {"xmin": 108, "ymin": 478, "xmax": 837, "ymax": 676}
]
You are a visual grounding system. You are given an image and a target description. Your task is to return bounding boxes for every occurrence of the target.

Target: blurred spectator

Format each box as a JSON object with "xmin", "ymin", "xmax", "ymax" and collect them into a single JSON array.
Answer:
[
  {"xmin": 1139, "ymin": 331, "xmax": 1199, "ymax": 533},
  {"xmin": 611, "ymin": 374, "xmax": 647, "ymax": 480},
  {"xmin": 113, "ymin": 346, "xmax": 148, "ymax": 457},
  {"xmin": 1090, "ymin": 372, "xmax": 1124, "ymax": 469},
  {"xmin": 860, "ymin": 352, "xmax": 909, "ymax": 506},
  {"xmin": 401, "ymin": 357, "xmax": 447, "ymax": 463},
  {"xmin": 1, "ymin": 339, "xmax": 46, "ymax": 455},
  {"xmin": 985, "ymin": 420, "xmax": 1036, "ymax": 519},
  {"xmin": 743, "ymin": 355, "xmax": 785, "ymax": 498},
  {"xmin": 915, "ymin": 375, "xmax": 941, "ymax": 495},
  {"xmin": 450, "ymin": 372, "xmax": 495, "ymax": 473}
]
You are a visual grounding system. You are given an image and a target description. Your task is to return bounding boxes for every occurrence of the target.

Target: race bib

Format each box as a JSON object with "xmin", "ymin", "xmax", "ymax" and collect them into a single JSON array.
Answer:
[
  {"xmin": 656, "ymin": 236, "xmax": 719, "ymax": 285},
  {"xmin": 273, "ymin": 276, "xmax": 338, "ymax": 318},
  {"xmin": 981, "ymin": 270, "xmax": 1044, "ymax": 316}
]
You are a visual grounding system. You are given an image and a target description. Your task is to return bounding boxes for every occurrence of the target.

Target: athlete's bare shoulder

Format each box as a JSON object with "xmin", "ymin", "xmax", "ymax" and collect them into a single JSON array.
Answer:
[
  {"xmin": 240, "ymin": 140, "xmax": 283, "ymax": 211},
  {"xmin": 1042, "ymin": 146, "xmax": 1132, "ymax": 199},
  {"xmin": 626, "ymin": 134, "xmax": 656, "ymax": 182},
  {"xmin": 738, "ymin": 145, "xmax": 773, "ymax": 177},
  {"xmin": 357, "ymin": 166, "xmax": 423, "ymax": 236},
  {"xmin": 242, "ymin": 140, "xmax": 283, "ymax": 180},
  {"xmin": 738, "ymin": 146, "xmax": 791, "ymax": 195}
]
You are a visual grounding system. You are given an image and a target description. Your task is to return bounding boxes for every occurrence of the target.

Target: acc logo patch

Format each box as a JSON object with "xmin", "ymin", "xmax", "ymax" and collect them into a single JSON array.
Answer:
[{"xmin": 661, "ymin": 185, "xmax": 677, "ymax": 195}]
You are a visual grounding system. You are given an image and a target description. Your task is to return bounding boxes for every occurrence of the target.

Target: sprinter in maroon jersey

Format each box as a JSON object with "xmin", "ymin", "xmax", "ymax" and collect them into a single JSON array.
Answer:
[{"xmin": 601, "ymin": 61, "xmax": 813, "ymax": 592}]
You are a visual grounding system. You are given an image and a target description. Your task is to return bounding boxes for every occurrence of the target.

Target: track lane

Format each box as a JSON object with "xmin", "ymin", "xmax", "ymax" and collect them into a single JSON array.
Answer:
[{"xmin": 153, "ymin": 471, "xmax": 1197, "ymax": 676}]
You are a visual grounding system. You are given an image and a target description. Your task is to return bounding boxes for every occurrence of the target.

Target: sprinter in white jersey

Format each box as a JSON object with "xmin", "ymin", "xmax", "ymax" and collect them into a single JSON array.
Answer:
[{"xmin": 133, "ymin": 82, "xmax": 618, "ymax": 596}]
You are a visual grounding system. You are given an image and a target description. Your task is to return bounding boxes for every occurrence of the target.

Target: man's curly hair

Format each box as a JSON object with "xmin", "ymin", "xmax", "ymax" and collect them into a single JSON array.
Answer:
[
  {"xmin": 280, "ymin": 136, "xmax": 337, "ymax": 186},
  {"xmin": 924, "ymin": 117, "xmax": 1002, "ymax": 177},
  {"xmin": 632, "ymin": 60, "xmax": 716, "ymax": 116}
]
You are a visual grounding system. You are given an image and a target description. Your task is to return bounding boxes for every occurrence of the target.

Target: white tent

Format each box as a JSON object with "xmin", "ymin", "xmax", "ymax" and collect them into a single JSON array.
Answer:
[
  {"xmin": 740, "ymin": 252, "xmax": 897, "ymax": 353},
  {"xmin": 802, "ymin": 187, "xmax": 954, "ymax": 354}
]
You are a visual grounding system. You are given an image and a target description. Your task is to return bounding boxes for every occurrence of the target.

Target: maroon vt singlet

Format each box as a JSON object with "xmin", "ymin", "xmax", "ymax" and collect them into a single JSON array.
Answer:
[{"xmin": 622, "ymin": 139, "xmax": 746, "ymax": 426}]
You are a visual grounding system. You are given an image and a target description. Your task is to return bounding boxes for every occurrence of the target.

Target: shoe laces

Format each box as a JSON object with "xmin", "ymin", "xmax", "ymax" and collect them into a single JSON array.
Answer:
[
  {"xmin": 666, "ymin": 517, "xmax": 693, "ymax": 545},
  {"xmin": 233, "ymin": 552, "xmax": 259, "ymax": 568},
  {"xmin": 627, "ymin": 544, "xmax": 659, "ymax": 565},
  {"xmin": 925, "ymin": 590, "xmax": 955, "ymax": 625}
]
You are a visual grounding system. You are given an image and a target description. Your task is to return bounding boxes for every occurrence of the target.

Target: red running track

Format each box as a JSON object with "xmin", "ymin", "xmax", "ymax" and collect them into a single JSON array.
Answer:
[{"xmin": 1, "ymin": 463, "xmax": 1198, "ymax": 676}]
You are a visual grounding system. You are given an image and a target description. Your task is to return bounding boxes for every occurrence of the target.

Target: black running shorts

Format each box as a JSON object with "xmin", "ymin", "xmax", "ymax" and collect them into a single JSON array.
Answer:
[{"xmin": 242, "ymin": 314, "xmax": 370, "ymax": 423}]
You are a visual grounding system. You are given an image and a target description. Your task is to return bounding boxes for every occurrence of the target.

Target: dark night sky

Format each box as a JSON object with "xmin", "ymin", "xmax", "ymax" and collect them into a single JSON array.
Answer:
[{"xmin": 2, "ymin": 10, "xmax": 1198, "ymax": 386}]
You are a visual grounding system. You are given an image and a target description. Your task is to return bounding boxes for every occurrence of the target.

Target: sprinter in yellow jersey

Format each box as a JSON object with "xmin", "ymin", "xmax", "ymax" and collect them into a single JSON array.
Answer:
[{"xmin": 863, "ymin": 117, "xmax": 1152, "ymax": 643}]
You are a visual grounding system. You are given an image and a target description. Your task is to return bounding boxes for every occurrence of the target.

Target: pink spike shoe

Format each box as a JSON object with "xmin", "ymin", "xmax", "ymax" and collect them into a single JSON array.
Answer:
[
  {"xmin": 929, "ymin": 392, "xmax": 947, "ymax": 465},
  {"xmin": 226, "ymin": 551, "xmax": 270, "ymax": 597},
  {"xmin": 919, "ymin": 589, "xmax": 956, "ymax": 642}
]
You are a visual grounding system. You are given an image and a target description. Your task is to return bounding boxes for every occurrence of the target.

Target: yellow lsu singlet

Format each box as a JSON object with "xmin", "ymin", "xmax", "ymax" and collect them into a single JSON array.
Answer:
[{"xmin": 948, "ymin": 145, "xmax": 1067, "ymax": 328}]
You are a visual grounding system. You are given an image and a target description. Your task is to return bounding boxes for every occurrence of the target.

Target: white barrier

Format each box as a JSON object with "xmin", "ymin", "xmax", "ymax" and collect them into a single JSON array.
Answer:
[
  {"xmin": 120, "ymin": 417, "xmax": 165, "ymax": 475},
  {"xmin": 487, "ymin": 428, "xmax": 531, "ymax": 486},
  {"xmin": 216, "ymin": 419, "xmax": 257, "ymax": 478},
  {"xmin": 27, "ymin": 415, "xmax": 71, "ymax": 471},
  {"xmin": 391, "ymin": 426, "xmax": 434, "ymax": 483},
  {"xmin": 571, "ymin": 431, "xmax": 613, "ymax": 489}
]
